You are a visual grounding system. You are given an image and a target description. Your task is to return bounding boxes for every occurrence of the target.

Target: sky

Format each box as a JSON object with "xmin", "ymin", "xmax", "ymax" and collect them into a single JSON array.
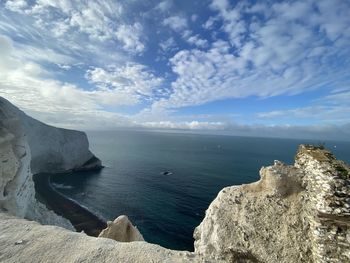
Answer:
[{"xmin": 0, "ymin": 0, "xmax": 350, "ymax": 140}]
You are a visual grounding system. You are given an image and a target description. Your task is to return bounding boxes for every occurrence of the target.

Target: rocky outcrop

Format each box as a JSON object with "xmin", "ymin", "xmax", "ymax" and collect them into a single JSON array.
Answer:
[
  {"xmin": 98, "ymin": 215, "xmax": 144, "ymax": 242},
  {"xmin": 194, "ymin": 145, "xmax": 350, "ymax": 262},
  {"xmin": 0, "ymin": 97, "xmax": 101, "ymax": 230},
  {"xmin": 295, "ymin": 145, "xmax": 350, "ymax": 262}
]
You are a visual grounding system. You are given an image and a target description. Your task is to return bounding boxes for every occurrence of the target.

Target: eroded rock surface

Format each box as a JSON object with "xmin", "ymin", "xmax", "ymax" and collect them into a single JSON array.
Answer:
[
  {"xmin": 295, "ymin": 145, "xmax": 350, "ymax": 262},
  {"xmin": 99, "ymin": 215, "xmax": 144, "ymax": 242},
  {"xmin": 194, "ymin": 145, "xmax": 350, "ymax": 263},
  {"xmin": 0, "ymin": 213, "xmax": 204, "ymax": 263}
]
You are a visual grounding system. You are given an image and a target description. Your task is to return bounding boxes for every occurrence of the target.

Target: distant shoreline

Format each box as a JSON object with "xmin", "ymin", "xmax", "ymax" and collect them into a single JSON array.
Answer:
[{"xmin": 33, "ymin": 173, "xmax": 107, "ymax": 236}]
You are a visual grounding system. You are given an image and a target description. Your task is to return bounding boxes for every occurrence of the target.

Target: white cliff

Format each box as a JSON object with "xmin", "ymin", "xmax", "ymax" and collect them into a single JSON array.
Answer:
[
  {"xmin": 1, "ymin": 96, "xmax": 349, "ymax": 262},
  {"xmin": 0, "ymin": 96, "xmax": 104, "ymax": 230},
  {"xmin": 0, "ymin": 113, "xmax": 31, "ymax": 218},
  {"xmin": 194, "ymin": 145, "xmax": 350, "ymax": 262},
  {"xmin": 0, "ymin": 97, "xmax": 101, "ymax": 174}
]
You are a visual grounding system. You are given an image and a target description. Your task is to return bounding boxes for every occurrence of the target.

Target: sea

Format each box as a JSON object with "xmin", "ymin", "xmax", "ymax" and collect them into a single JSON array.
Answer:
[{"xmin": 50, "ymin": 130, "xmax": 350, "ymax": 251}]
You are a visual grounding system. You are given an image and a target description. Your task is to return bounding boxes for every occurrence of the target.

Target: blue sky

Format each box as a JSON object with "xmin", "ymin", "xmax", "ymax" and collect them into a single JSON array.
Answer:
[{"xmin": 0, "ymin": 0, "xmax": 350, "ymax": 140}]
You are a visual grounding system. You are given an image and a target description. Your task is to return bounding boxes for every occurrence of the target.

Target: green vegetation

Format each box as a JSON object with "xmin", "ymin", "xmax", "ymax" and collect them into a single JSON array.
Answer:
[{"xmin": 334, "ymin": 164, "xmax": 349, "ymax": 178}]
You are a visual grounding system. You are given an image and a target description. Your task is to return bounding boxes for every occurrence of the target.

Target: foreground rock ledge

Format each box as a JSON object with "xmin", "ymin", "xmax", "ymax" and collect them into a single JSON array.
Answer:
[
  {"xmin": 0, "ymin": 213, "xmax": 199, "ymax": 263},
  {"xmin": 1, "ymin": 97, "xmax": 350, "ymax": 262}
]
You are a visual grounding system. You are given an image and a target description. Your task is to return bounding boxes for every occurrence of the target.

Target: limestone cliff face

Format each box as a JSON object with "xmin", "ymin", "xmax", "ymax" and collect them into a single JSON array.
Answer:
[
  {"xmin": 0, "ymin": 97, "xmax": 101, "ymax": 174},
  {"xmin": 295, "ymin": 146, "xmax": 350, "ymax": 262},
  {"xmin": 0, "ymin": 97, "xmax": 101, "ymax": 230},
  {"xmin": 0, "ymin": 111, "xmax": 33, "ymax": 219},
  {"xmin": 194, "ymin": 145, "xmax": 350, "ymax": 262}
]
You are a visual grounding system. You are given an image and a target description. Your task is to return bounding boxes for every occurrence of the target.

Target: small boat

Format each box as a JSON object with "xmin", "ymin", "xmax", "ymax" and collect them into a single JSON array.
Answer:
[{"xmin": 162, "ymin": 171, "xmax": 173, "ymax": 176}]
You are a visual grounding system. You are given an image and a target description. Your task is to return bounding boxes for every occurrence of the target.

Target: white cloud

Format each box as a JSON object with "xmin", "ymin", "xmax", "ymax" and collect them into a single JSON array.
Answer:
[
  {"xmin": 0, "ymin": 34, "xmax": 158, "ymax": 129},
  {"xmin": 138, "ymin": 119, "xmax": 350, "ymax": 142},
  {"xmin": 257, "ymin": 90, "xmax": 350, "ymax": 124},
  {"xmin": 16, "ymin": 44, "xmax": 75, "ymax": 66},
  {"xmin": 4, "ymin": 0, "xmax": 145, "ymax": 55},
  {"xmin": 159, "ymin": 37, "xmax": 177, "ymax": 53},
  {"xmin": 85, "ymin": 64, "xmax": 163, "ymax": 106},
  {"xmin": 68, "ymin": 6, "xmax": 114, "ymax": 41},
  {"xmin": 257, "ymin": 106, "xmax": 349, "ymax": 122},
  {"xmin": 152, "ymin": 40, "xmax": 308, "ymax": 109},
  {"xmin": 222, "ymin": 123, "xmax": 350, "ymax": 141},
  {"xmin": 186, "ymin": 35, "xmax": 208, "ymax": 48},
  {"xmin": 0, "ymin": 35, "xmax": 94, "ymax": 113},
  {"xmin": 141, "ymin": 121, "xmax": 226, "ymax": 130},
  {"xmin": 156, "ymin": 0, "xmax": 172, "ymax": 12},
  {"xmin": 57, "ymin": 64, "xmax": 71, "ymax": 70},
  {"xmin": 115, "ymin": 23, "xmax": 145, "ymax": 54},
  {"xmin": 322, "ymin": 90, "xmax": 350, "ymax": 105},
  {"xmin": 146, "ymin": 0, "xmax": 350, "ymax": 112},
  {"xmin": 210, "ymin": 0, "xmax": 246, "ymax": 47},
  {"xmin": 6, "ymin": 0, "xmax": 121, "ymax": 40},
  {"xmin": 202, "ymin": 16, "xmax": 216, "ymax": 29},
  {"xmin": 210, "ymin": 0, "xmax": 350, "ymax": 53},
  {"xmin": 4, "ymin": 0, "xmax": 28, "ymax": 12},
  {"xmin": 163, "ymin": 16, "xmax": 188, "ymax": 32}
]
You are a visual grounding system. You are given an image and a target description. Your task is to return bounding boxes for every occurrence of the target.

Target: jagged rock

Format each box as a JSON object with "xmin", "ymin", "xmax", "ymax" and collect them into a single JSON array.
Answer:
[
  {"xmin": 194, "ymin": 144, "xmax": 350, "ymax": 263},
  {"xmin": 295, "ymin": 145, "xmax": 350, "ymax": 262},
  {"xmin": 98, "ymin": 215, "xmax": 144, "ymax": 242}
]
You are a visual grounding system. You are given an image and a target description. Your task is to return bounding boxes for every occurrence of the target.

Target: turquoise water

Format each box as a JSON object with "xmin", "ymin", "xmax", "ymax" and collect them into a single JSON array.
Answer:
[{"xmin": 51, "ymin": 130, "xmax": 350, "ymax": 251}]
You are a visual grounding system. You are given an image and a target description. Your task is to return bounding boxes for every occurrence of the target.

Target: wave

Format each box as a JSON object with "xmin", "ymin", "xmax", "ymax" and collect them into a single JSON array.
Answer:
[
  {"xmin": 63, "ymin": 196, "xmax": 108, "ymax": 223},
  {"xmin": 49, "ymin": 181, "xmax": 107, "ymax": 223},
  {"xmin": 51, "ymin": 183, "xmax": 74, "ymax": 190}
]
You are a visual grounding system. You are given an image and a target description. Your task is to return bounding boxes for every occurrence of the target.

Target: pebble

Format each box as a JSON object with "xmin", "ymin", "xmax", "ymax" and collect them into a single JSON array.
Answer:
[{"xmin": 14, "ymin": 240, "xmax": 24, "ymax": 245}]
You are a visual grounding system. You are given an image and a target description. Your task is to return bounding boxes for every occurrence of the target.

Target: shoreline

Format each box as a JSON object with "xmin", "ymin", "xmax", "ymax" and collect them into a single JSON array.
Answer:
[{"xmin": 33, "ymin": 173, "xmax": 107, "ymax": 236}]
